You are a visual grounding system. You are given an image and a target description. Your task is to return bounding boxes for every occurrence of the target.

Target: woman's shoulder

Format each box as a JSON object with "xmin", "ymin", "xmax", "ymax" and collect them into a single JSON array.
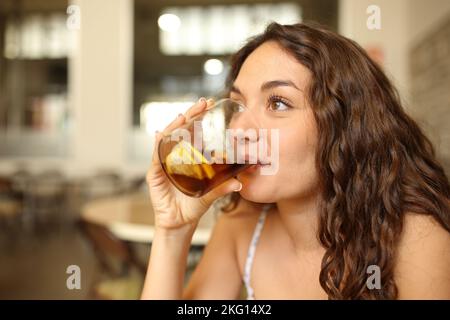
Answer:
[
  {"xmin": 398, "ymin": 211, "xmax": 450, "ymax": 249},
  {"xmin": 395, "ymin": 211, "xmax": 450, "ymax": 298}
]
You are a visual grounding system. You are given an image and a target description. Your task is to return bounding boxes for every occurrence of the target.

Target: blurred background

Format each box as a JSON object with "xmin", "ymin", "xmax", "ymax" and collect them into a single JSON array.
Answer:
[{"xmin": 0, "ymin": 0, "xmax": 448, "ymax": 299}]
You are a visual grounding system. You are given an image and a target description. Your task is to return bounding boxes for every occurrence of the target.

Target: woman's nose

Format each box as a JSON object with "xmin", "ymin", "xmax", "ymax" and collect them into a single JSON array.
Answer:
[
  {"xmin": 229, "ymin": 109, "xmax": 262, "ymax": 153},
  {"xmin": 229, "ymin": 106, "xmax": 261, "ymax": 132}
]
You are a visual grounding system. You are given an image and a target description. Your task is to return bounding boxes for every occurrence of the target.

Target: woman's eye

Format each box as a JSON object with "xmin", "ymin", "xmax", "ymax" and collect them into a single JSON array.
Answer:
[{"xmin": 268, "ymin": 98, "xmax": 291, "ymax": 112}]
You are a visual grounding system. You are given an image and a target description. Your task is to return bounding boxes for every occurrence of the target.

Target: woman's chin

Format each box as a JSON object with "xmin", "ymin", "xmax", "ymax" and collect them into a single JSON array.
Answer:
[{"xmin": 237, "ymin": 177, "xmax": 275, "ymax": 203}]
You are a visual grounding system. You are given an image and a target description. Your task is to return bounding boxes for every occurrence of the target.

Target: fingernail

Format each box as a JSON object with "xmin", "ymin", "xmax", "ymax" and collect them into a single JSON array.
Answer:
[
  {"xmin": 233, "ymin": 182, "xmax": 242, "ymax": 192},
  {"xmin": 198, "ymin": 97, "xmax": 206, "ymax": 104},
  {"xmin": 206, "ymin": 98, "xmax": 214, "ymax": 105},
  {"xmin": 177, "ymin": 113, "xmax": 183, "ymax": 118}
]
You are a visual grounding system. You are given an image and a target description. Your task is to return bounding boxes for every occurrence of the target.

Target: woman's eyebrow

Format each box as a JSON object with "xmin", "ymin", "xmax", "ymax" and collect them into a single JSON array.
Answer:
[
  {"xmin": 230, "ymin": 85, "xmax": 242, "ymax": 94},
  {"xmin": 261, "ymin": 80, "xmax": 302, "ymax": 92},
  {"xmin": 230, "ymin": 80, "xmax": 302, "ymax": 94}
]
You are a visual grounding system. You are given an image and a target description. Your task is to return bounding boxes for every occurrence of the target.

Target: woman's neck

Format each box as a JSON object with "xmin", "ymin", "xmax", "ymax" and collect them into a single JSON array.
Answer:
[{"xmin": 275, "ymin": 193, "xmax": 323, "ymax": 254}]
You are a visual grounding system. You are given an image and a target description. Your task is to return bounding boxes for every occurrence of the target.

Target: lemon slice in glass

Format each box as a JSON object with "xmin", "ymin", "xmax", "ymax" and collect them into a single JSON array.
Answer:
[
  {"xmin": 201, "ymin": 163, "xmax": 215, "ymax": 179},
  {"xmin": 165, "ymin": 141, "xmax": 216, "ymax": 180}
]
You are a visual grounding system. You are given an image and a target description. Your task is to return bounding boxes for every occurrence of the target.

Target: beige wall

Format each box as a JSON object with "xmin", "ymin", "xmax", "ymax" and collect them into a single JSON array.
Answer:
[
  {"xmin": 70, "ymin": 0, "xmax": 132, "ymax": 175},
  {"xmin": 408, "ymin": 0, "xmax": 450, "ymax": 46},
  {"xmin": 339, "ymin": 0, "xmax": 450, "ymax": 105},
  {"xmin": 339, "ymin": 0, "xmax": 410, "ymax": 105},
  {"xmin": 339, "ymin": 0, "xmax": 450, "ymax": 171},
  {"xmin": 408, "ymin": 1, "xmax": 450, "ymax": 166}
]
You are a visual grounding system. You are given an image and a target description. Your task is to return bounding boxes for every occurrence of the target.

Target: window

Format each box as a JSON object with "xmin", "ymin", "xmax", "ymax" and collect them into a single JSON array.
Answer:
[{"xmin": 0, "ymin": 0, "xmax": 71, "ymax": 156}]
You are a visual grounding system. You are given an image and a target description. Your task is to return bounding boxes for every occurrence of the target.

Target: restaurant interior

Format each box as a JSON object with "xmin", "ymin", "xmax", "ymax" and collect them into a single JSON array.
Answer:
[{"xmin": 0, "ymin": 0, "xmax": 449, "ymax": 299}]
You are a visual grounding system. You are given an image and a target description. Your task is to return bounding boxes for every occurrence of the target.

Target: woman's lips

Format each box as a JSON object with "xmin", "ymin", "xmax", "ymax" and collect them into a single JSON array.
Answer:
[
  {"xmin": 242, "ymin": 162, "xmax": 270, "ymax": 174},
  {"xmin": 242, "ymin": 153, "xmax": 271, "ymax": 165},
  {"xmin": 242, "ymin": 153, "xmax": 257, "ymax": 164}
]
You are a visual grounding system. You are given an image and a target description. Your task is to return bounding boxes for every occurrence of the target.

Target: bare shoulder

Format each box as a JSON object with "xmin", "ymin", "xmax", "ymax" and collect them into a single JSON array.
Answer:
[
  {"xmin": 395, "ymin": 212, "xmax": 450, "ymax": 299},
  {"xmin": 398, "ymin": 212, "xmax": 450, "ymax": 254}
]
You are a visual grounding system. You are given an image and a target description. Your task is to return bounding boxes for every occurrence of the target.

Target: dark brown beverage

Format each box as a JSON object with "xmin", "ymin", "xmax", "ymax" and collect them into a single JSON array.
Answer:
[
  {"xmin": 158, "ymin": 139, "xmax": 251, "ymax": 197},
  {"xmin": 160, "ymin": 162, "xmax": 250, "ymax": 197}
]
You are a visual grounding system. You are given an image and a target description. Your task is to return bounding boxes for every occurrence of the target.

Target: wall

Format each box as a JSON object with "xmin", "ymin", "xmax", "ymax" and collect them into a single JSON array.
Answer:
[
  {"xmin": 339, "ymin": 0, "xmax": 450, "ymax": 172},
  {"xmin": 408, "ymin": 1, "xmax": 450, "ymax": 167},
  {"xmin": 339, "ymin": 0, "xmax": 410, "ymax": 105},
  {"xmin": 408, "ymin": 0, "xmax": 450, "ymax": 46}
]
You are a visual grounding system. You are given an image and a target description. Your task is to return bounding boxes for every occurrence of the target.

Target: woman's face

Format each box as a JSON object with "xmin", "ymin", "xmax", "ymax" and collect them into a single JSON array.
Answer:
[{"xmin": 231, "ymin": 41, "xmax": 320, "ymax": 203}]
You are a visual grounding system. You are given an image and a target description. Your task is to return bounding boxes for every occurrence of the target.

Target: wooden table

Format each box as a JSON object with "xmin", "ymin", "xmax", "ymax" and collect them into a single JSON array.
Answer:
[{"xmin": 81, "ymin": 192, "xmax": 216, "ymax": 245}]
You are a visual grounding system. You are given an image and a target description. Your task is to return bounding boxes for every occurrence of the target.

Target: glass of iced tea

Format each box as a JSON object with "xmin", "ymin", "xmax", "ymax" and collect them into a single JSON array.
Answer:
[{"xmin": 158, "ymin": 98, "xmax": 263, "ymax": 197}]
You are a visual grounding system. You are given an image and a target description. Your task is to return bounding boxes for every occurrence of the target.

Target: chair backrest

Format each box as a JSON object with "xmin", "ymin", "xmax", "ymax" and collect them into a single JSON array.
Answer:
[
  {"xmin": 79, "ymin": 220, "xmax": 145, "ymax": 276},
  {"xmin": 83, "ymin": 171, "xmax": 123, "ymax": 200},
  {"xmin": 0, "ymin": 176, "xmax": 12, "ymax": 195},
  {"xmin": 29, "ymin": 170, "xmax": 66, "ymax": 197},
  {"xmin": 126, "ymin": 177, "xmax": 147, "ymax": 194},
  {"xmin": 10, "ymin": 169, "xmax": 32, "ymax": 195}
]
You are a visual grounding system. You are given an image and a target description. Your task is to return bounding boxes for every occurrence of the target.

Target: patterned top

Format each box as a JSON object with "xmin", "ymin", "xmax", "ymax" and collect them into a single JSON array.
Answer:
[{"xmin": 243, "ymin": 204, "xmax": 271, "ymax": 300}]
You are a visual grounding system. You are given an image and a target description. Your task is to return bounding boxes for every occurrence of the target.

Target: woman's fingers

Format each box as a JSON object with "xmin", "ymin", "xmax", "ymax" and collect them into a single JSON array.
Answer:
[
  {"xmin": 162, "ymin": 113, "xmax": 186, "ymax": 136},
  {"xmin": 205, "ymin": 98, "xmax": 215, "ymax": 109},
  {"xmin": 184, "ymin": 97, "xmax": 211, "ymax": 121},
  {"xmin": 151, "ymin": 97, "xmax": 214, "ymax": 168},
  {"xmin": 151, "ymin": 131, "xmax": 163, "ymax": 166}
]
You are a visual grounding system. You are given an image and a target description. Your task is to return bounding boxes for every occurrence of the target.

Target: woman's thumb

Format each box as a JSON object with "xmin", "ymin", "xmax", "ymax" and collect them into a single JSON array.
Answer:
[{"xmin": 199, "ymin": 178, "xmax": 242, "ymax": 207}]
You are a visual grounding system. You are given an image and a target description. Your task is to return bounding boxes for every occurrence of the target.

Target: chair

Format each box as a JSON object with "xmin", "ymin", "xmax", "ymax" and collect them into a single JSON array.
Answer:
[
  {"xmin": 25, "ymin": 170, "xmax": 67, "ymax": 232},
  {"xmin": 78, "ymin": 220, "xmax": 147, "ymax": 300},
  {"xmin": 0, "ymin": 175, "xmax": 23, "ymax": 248},
  {"xmin": 82, "ymin": 171, "xmax": 124, "ymax": 201},
  {"xmin": 64, "ymin": 178, "xmax": 86, "ymax": 224},
  {"xmin": 122, "ymin": 176, "xmax": 147, "ymax": 194}
]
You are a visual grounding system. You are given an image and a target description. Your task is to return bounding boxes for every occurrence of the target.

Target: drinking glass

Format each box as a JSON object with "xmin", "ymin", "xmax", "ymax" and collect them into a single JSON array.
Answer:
[{"xmin": 158, "ymin": 98, "xmax": 263, "ymax": 197}]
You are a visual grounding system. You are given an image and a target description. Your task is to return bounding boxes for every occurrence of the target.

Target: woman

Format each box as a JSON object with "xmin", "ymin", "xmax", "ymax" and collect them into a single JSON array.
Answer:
[{"xmin": 141, "ymin": 22, "xmax": 450, "ymax": 300}]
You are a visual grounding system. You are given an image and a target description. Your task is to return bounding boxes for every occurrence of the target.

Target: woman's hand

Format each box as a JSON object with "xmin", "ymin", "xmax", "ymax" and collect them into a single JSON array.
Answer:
[{"xmin": 146, "ymin": 97, "xmax": 242, "ymax": 232}]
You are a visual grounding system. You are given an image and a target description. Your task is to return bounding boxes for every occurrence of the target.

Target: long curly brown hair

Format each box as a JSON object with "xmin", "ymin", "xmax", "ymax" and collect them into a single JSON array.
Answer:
[{"xmin": 221, "ymin": 22, "xmax": 450, "ymax": 299}]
